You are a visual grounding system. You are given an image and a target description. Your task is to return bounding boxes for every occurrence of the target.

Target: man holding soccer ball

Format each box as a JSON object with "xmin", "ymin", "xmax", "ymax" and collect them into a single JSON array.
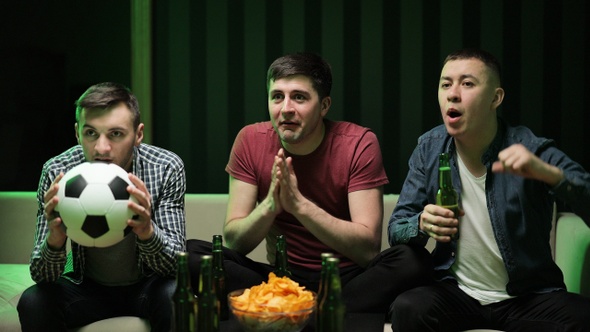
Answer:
[{"xmin": 17, "ymin": 82, "xmax": 187, "ymax": 331}]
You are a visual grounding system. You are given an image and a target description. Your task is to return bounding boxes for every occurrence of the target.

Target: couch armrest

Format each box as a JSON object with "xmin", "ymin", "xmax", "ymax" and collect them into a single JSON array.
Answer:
[
  {"xmin": 554, "ymin": 212, "xmax": 590, "ymax": 297},
  {"xmin": 0, "ymin": 191, "xmax": 38, "ymax": 264}
]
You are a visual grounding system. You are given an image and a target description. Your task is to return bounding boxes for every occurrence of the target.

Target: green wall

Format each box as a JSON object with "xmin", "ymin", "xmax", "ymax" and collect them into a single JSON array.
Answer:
[
  {"xmin": 0, "ymin": 1, "xmax": 131, "ymax": 191},
  {"xmin": 152, "ymin": 0, "xmax": 590, "ymax": 194},
  {"xmin": 2, "ymin": 0, "xmax": 589, "ymax": 196}
]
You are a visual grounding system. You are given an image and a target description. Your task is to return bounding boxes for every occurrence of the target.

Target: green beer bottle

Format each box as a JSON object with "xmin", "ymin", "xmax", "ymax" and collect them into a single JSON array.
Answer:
[
  {"xmin": 211, "ymin": 235, "xmax": 228, "ymax": 320},
  {"xmin": 317, "ymin": 257, "xmax": 345, "ymax": 332},
  {"xmin": 172, "ymin": 251, "xmax": 196, "ymax": 332},
  {"xmin": 436, "ymin": 153, "xmax": 460, "ymax": 240},
  {"xmin": 315, "ymin": 252, "xmax": 334, "ymax": 330},
  {"xmin": 197, "ymin": 255, "xmax": 219, "ymax": 332},
  {"xmin": 273, "ymin": 235, "xmax": 292, "ymax": 278}
]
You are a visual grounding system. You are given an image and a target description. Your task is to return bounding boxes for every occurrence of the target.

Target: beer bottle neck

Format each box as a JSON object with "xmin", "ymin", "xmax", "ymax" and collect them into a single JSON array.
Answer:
[
  {"xmin": 199, "ymin": 257, "xmax": 214, "ymax": 294},
  {"xmin": 439, "ymin": 166, "xmax": 453, "ymax": 189},
  {"xmin": 274, "ymin": 236, "xmax": 291, "ymax": 277},
  {"xmin": 176, "ymin": 253, "xmax": 191, "ymax": 291}
]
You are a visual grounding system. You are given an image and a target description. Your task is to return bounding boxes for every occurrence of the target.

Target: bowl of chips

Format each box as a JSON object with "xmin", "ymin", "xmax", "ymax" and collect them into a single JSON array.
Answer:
[{"xmin": 228, "ymin": 272, "xmax": 316, "ymax": 332}]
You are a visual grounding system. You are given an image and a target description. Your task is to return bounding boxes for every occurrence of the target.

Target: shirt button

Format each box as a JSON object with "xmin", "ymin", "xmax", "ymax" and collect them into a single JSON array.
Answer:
[{"xmin": 451, "ymin": 252, "xmax": 456, "ymax": 257}]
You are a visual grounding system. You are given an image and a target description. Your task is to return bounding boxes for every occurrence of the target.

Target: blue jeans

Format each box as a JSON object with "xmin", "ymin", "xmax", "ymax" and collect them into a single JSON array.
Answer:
[
  {"xmin": 390, "ymin": 279, "xmax": 590, "ymax": 331},
  {"xmin": 17, "ymin": 275, "xmax": 175, "ymax": 332}
]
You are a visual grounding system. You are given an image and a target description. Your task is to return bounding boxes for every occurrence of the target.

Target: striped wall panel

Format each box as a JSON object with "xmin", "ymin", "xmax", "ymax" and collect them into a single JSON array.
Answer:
[{"xmin": 153, "ymin": 0, "xmax": 590, "ymax": 195}]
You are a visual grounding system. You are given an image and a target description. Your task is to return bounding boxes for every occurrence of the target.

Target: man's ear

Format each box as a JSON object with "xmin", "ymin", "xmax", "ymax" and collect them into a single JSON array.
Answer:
[
  {"xmin": 492, "ymin": 87, "xmax": 505, "ymax": 109},
  {"xmin": 321, "ymin": 96, "xmax": 331, "ymax": 116},
  {"xmin": 75, "ymin": 123, "xmax": 81, "ymax": 144},
  {"xmin": 135, "ymin": 123, "xmax": 144, "ymax": 146}
]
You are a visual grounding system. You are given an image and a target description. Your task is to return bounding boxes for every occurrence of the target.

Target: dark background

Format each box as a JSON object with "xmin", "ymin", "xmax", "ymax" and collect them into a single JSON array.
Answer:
[{"xmin": 2, "ymin": 0, "xmax": 589, "ymax": 195}]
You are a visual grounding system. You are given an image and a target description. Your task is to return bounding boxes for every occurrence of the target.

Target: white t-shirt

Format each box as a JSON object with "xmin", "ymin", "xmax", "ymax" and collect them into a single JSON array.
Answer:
[{"xmin": 450, "ymin": 154, "xmax": 514, "ymax": 305}]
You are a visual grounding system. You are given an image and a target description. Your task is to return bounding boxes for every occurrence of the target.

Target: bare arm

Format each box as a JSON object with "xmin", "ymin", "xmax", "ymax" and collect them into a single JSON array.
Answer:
[
  {"xmin": 223, "ymin": 175, "xmax": 280, "ymax": 255},
  {"xmin": 291, "ymin": 188, "xmax": 383, "ymax": 267}
]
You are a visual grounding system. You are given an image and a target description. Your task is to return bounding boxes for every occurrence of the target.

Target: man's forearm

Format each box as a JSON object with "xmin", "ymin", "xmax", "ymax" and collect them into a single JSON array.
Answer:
[
  {"xmin": 291, "ymin": 199, "xmax": 381, "ymax": 268},
  {"xmin": 224, "ymin": 198, "xmax": 277, "ymax": 255}
]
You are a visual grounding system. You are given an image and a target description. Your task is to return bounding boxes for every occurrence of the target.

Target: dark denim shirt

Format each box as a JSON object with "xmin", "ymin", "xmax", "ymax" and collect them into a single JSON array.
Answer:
[{"xmin": 388, "ymin": 118, "xmax": 590, "ymax": 296}]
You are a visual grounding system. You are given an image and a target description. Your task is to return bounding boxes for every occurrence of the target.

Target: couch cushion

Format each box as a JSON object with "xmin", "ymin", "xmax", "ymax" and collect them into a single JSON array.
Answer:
[
  {"xmin": 69, "ymin": 316, "xmax": 149, "ymax": 332},
  {"xmin": 0, "ymin": 192, "xmax": 38, "ymax": 264},
  {"xmin": 555, "ymin": 212, "xmax": 590, "ymax": 297},
  {"xmin": 0, "ymin": 264, "xmax": 34, "ymax": 332}
]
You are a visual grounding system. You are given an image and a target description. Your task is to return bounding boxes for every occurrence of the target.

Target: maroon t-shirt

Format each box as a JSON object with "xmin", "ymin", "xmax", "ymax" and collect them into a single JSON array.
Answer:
[{"xmin": 226, "ymin": 120, "xmax": 388, "ymax": 270}]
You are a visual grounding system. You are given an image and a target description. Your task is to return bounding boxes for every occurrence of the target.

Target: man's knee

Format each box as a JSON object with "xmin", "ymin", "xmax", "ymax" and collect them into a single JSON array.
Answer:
[
  {"xmin": 17, "ymin": 283, "xmax": 64, "ymax": 329},
  {"xmin": 18, "ymin": 284, "xmax": 57, "ymax": 312},
  {"xmin": 381, "ymin": 245, "xmax": 433, "ymax": 281},
  {"xmin": 17, "ymin": 286, "xmax": 35, "ymax": 314},
  {"xmin": 389, "ymin": 287, "xmax": 433, "ymax": 330},
  {"xmin": 390, "ymin": 289, "xmax": 422, "ymax": 315}
]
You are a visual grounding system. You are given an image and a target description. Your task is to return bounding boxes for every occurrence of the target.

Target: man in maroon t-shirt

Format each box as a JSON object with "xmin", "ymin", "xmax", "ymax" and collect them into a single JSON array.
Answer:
[{"xmin": 188, "ymin": 52, "xmax": 432, "ymax": 315}]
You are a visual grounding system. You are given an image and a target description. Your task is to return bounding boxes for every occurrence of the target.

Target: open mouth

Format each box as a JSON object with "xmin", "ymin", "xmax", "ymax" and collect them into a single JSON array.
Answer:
[{"xmin": 447, "ymin": 110, "xmax": 462, "ymax": 118}]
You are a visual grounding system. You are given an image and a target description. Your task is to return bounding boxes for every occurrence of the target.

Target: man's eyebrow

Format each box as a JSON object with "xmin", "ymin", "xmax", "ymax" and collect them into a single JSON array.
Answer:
[
  {"xmin": 82, "ymin": 124, "xmax": 127, "ymax": 131},
  {"xmin": 290, "ymin": 89, "xmax": 311, "ymax": 95},
  {"xmin": 269, "ymin": 89, "xmax": 311, "ymax": 95},
  {"xmin": 439, "ymin": 74, "xmax": 479, "ymax": 82}
]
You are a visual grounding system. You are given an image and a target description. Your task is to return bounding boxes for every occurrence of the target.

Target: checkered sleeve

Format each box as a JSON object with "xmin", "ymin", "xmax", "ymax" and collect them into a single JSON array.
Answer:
[
  {"xmin": 29, "ymin": 148, "xmax": 85, "ymax": 283},
  {"xmin": 135, "ymin": 145, "xmax": 187, "ymax": 277}
]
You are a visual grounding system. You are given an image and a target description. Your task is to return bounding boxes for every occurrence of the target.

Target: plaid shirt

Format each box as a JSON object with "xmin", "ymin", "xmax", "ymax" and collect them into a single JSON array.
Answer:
[{"xmin": 29, "ymin": 143, "xmax": 186, "ymax": 284}]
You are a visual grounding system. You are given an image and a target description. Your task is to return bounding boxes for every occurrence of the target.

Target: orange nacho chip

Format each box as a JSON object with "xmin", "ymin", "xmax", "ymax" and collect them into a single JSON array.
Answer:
[{"xmin": 231, "ymin": 272, "xmax": 314, "ymax": 314}]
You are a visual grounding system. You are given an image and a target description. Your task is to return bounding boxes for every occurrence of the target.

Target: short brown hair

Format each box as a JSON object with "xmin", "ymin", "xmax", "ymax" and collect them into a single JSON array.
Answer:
[
  {"xmin": 266, "ymin": 52, "xmax": 332, "ymax": 100},
  {"xmin": 75, "ymin": 82, "xmax": 140, "ymax": 129}
]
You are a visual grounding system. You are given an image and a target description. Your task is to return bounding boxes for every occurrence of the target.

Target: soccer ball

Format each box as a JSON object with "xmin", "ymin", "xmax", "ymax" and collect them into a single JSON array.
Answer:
[{"xmin": 55, "ymin": 162, "xmax": 138, "ymax": 247}]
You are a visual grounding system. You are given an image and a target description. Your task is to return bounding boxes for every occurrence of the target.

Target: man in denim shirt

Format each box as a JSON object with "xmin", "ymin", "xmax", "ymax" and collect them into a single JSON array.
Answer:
[{"xmin": 388, "ymin": 49, "xmax": 590, "ymax": 331}]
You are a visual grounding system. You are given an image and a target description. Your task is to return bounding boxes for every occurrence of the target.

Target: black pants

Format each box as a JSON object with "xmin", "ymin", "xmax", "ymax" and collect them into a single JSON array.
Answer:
[
  {"xmin": 187, "ymin": 239, "xmax": 433, "ymax": 316},
  {"xmin": 390, "ymin": 278, "xmax": 590, "ymax": 332},
  {"xmin": 17, "ymin": 275, "xmax": 175, "ymax": 332}
]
